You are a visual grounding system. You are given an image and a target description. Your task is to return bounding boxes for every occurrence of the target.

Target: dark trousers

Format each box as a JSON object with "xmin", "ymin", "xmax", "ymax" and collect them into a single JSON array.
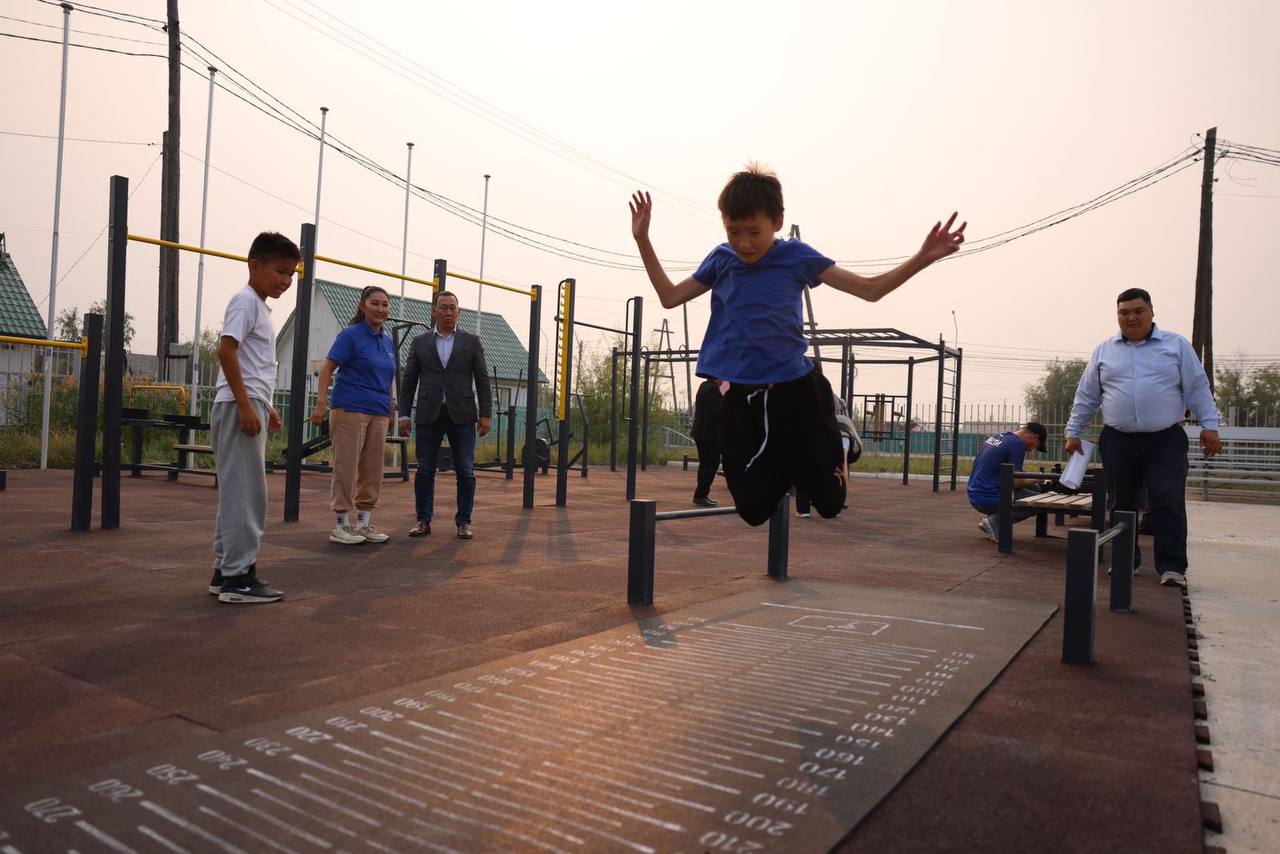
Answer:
[
  {"xmin": 721, "ymin": 368, "xmax": 845, "ymax": 526},
  {"xmin": 1099, "ymin": 424, "xmax": 1189, "ymax": 574},
  {"xmin": 693, "ymin": 435, "xmax": 720, "ymax": 500},
  {"xmin": 414, "ymin": 411, "xmax": 478, "ymax": 527}
]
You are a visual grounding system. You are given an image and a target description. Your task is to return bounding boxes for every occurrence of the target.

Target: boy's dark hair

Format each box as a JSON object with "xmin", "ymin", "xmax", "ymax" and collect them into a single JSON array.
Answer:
[
  {"xmin": 1024, "ymin": 421, "xmax": 1048, "ymax": 453},
  {"xmin": 247, "ymin": 231, "xmax": 301, "ymax": 263},
  {"xmin": 350, "ymin": 285, "xmax": 390, "ymax": 325},
  {"xmin": 1116, "ymin": 287, "xmax": 1152, "ymax": 305},
  {"xmin": 718, "ymin": 164, "xmax": 784, "ymax": 221}
]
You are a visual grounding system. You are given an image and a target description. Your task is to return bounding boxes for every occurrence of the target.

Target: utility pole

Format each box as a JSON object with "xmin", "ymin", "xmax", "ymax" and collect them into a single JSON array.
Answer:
[
  {"xmin": 157, "ymin": 0, "xmax": 181, "ymax": 381},
  {"xmin": 1192, "ymin": 126, "xmax": 1216, "ymax": 391}
]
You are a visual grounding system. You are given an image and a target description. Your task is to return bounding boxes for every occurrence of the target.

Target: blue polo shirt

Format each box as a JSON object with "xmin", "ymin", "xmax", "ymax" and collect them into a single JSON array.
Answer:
[
  {"xmin": 693, "ymin": 239, "xmax": 834, "ymax": 384},
  {"xmin": 327, "ymin": 321, "xmax": 396, "ymax": 416},
  {"xmin": 967, "ymin": 432, "xmax": 1027, "ymax": 507}
]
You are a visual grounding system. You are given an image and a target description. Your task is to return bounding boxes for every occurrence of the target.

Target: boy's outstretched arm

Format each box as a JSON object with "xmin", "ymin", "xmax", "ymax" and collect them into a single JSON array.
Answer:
[
  {"xmin": 630, "ymin": 191, "xmax": 710, "ymax": 309},
  {"xmin": 818, "ymin": 213, "xmax": 966, "ymax": 302}
]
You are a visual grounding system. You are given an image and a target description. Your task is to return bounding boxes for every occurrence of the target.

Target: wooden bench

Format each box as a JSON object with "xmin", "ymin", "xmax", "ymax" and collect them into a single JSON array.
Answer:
[{"xmin": 997, "ymin": 462, "xmax": 1106, "ymax": 555}]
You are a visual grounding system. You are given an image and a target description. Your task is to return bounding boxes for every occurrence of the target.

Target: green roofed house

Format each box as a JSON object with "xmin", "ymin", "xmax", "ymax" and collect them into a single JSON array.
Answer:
[
  {"xmin": 275, "ymin": 279, "xmax": 546, "ymax": 410},
  {"xmin": 1, "ymin": 234, "xmax": 56, "ymax": 421}
]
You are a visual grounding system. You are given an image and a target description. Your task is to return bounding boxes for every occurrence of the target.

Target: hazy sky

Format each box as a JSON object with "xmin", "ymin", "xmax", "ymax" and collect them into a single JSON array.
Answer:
[{"xmin": 2, "ymin": 0, "xmax": 1278, "ymax": 414}]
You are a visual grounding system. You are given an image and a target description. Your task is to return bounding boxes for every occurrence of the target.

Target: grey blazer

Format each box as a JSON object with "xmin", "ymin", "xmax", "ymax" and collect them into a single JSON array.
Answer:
[{"xmin": 398, "ymin": 328, "xmax": 492, "ymax": 424}]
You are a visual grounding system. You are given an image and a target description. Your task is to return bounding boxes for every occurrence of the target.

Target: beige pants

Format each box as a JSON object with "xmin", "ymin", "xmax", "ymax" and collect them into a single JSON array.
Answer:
[{"xmin": 329, "ymin": 408, "xmax": 389, "ymax": 512}]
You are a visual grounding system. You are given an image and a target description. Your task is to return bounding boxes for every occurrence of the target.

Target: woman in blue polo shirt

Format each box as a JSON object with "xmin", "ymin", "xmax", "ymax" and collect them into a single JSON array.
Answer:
[{"xmin": 310, "ymin": 286, "xmax": 397, "ymax": 545}]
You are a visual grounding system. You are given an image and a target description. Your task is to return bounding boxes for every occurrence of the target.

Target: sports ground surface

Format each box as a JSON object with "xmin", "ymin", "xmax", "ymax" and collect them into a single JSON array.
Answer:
[{"xmin": 0, "ymin": 466, "xmax": 1209, "ymax": 851}]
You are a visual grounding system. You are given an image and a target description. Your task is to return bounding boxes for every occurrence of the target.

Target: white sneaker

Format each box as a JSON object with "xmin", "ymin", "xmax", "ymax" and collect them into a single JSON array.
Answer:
[
  {"xmin": 329, "ymin": 525, "xmax": 366, "ymax": 545},
  {"xmin": 1159, "ymin": 571, "xmax": 1187, "ymax": 588},
  {"xmin": 357, "ymin": 524, "xmax": 390, "ymax": 543},
  {"xmin": 978, "ymin": 517, "xmax": 998, "ymax": 543}
]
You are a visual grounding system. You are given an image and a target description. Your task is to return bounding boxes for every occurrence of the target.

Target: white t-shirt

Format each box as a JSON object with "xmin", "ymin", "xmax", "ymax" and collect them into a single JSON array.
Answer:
[{"xmin": 214, "ymin": 285, "xmax": 277, "ymax": 404}]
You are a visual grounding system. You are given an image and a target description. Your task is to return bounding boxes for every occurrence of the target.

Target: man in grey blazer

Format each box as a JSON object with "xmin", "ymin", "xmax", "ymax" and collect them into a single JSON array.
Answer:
[{"xmin": 397, "ymin": 291, "xmax": 492, "ymax": 539}]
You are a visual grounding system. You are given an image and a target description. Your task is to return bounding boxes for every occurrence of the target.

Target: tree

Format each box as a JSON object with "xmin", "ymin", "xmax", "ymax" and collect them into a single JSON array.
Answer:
[
  {"xmin": 54, "ymin": 301, "xmax": 135, "ymax": 353},
  {"xmin": 1214, "ymin": 363, "xmax": 1251, "ymax": 420},
  {"xmin": 181, "ymin": 327, "xmax": 222, "ymax": 385},
  {"xmin": 1023, "ymin": 358, "xmax": 1087, "ymax": 424}
]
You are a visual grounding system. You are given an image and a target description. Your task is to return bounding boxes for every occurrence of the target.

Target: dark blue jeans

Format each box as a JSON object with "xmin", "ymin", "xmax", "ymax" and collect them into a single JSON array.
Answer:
[
  {"xmin": 414, "ymin": 411, "xmax": 477, "ymax": 526},
  {"xmin": 1099, "ymin": 424, "xmax": 1189, "ymax": 574}
]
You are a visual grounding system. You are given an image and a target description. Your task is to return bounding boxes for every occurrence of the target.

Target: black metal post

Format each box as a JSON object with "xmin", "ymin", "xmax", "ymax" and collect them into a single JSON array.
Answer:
[
  {"xmin": 626, "ymin": 297, "xmax": 642, "ymax": 500},
  {"xmin": 284, "ymin": 222, "xmax": 316, "ymax": 522},
  {"xmin": 998, "ymin": 462, "xmax": 1015, "ymax": 555},
  {"xmin": 932, "ymin": 337, "xmax": 945, "ymax": 492},
  {"xmin": 640, "ymin": 352, "xmax": 651, "ymax": 472},
  {"xmin": 505, "ymin": 406, "xmax": 516, "ymax": 480},
  {"xmin": 523, "ymin": 284, "xmax": 541, "ymax": 509},
  {"xmin": 610, "ymin": 347, "xmax": 618, "ymax": 472},
  {"xmin": 627, "ymin": 499, "xmax": 656, "ymax": 606},
  {"xmin": 101, "ymin": 176, "xmax": 128, "ymax": 530},
  {"xmin": 840, "ymin": 342, "xmax": 849, "ymax": 405},
  {"xmin": 71, "ymin": 314, "xmax": 103, "ymax": 531},
  {"xmin": 902, "ymin": 356, "xmax": 914, "ymax": 486},
  {"xmin": 1091, "ymin": 468, "xmax": 1106, "ymax": 531},
  {"xmin": 767, "ymin": 494, "xmax": 790, "ymax": 580},
  {"xmin": 555, "ymin": 279, "xmax": 575, "ymax": 507},
  {"xmin": 1109, "ymin": 511, "xmax": 1137, "ymax": 612},
  {"xmin": 1063, "ymin": 528, "xmax": 1100, "ymax": 664},
  {"xmin": 950, "ymin": 347, "xmax": 963, "ymax": 491}
]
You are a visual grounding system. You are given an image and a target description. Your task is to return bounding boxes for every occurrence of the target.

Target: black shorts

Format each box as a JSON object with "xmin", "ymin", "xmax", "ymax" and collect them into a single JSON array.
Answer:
[{"xmin": 720, "ymin": 368, "xmax": 846, "ymax": 526}]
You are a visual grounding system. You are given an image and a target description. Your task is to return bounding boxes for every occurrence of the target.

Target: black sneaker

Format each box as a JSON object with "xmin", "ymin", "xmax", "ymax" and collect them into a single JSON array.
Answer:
[
  {"xmin": 218, "ymin": 569, "xmax": 283, "ymax": 604},
  {"xmin": 209, "ymin": 569, "xmax": 224, "ymax": 595},
  {"xmin": 692, "ymin": 496, "xmax": 716, "ymax": 507}
]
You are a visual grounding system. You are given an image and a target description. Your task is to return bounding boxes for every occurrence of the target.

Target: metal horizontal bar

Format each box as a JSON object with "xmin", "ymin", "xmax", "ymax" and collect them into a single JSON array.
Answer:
[
  {"xmin": 1096, "ymin": 521, "xmax": 1129, "ymax": 547},
  {"xmin": 654, "ymin": 506, "xmax": 739, "ymax": 521},
  {"xmin": 0, "ymin": 334, "xmax": 88, "ymax": 356},
  {"xmin": 443, "ymin": 269, "xmax": 535, "ymax": 298},
  {"xmin": 314, "ymin": 254, "xmax": 438, "ymax": 290},
  {"xmin": 564, "ymin": 318, "xmax": 630, "ymax": 336},
  {"xmin": 128, "ymin": 233, "xmax": 248, "ymax": 264}
]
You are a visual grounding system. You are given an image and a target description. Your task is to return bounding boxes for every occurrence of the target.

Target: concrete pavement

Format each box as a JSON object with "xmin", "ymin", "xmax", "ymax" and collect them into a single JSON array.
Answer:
[{"xmin": 1189, "ymin": 499, "xmax": 1280, "ymax": 853}]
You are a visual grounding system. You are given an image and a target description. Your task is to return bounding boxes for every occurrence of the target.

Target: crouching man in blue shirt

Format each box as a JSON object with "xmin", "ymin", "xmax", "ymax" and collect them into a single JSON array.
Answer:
[
  {"xmin": 1065, "ymin": 288, "xmax": 1221, "ymax": 589},
  {"xmin": 967, "ymin": 422, "xmax": 1049, "ymax": 542}
]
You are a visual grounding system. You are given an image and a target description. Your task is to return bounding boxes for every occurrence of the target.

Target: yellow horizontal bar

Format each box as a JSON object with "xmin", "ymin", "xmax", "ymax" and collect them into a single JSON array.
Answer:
[
  {"xmin": 313, "ymin": 254, "xmax": 438, "ymax": 290},
  {"xmin": 443, "ymin": 269, "xmax": 535, "ymax": 299},
  {"xmin": 128, "ymin": 233, "xmax": 249, "ymax": 264},
  {"xmin": 0, "ymin": 334, "xmax": 88, "ymax": 356}
]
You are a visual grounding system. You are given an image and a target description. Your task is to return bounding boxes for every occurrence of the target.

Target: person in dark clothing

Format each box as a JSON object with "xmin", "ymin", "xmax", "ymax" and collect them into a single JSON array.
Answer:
[{"xmin": 690, "ymin": 377, "xmax": 723, "ymax": 506}]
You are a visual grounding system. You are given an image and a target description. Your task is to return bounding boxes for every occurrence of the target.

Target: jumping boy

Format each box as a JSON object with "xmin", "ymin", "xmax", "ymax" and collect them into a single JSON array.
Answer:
[
  {"xmin": 630, "ymin": 166, "xmax": 964, "ymax": 525},
  {"xmin": 209, "ymin": 232, "xmax": 300, "ymax": 603}
]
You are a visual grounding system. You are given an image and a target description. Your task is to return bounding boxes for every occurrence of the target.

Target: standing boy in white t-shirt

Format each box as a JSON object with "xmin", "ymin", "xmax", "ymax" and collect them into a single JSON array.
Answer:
[{"xmin": 210, "ymin": 232, "xmax": 299, "ymax": 603}]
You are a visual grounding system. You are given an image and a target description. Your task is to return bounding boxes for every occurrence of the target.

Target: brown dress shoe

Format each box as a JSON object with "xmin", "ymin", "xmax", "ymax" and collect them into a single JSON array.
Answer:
[
  {"xmin": 456, "ymin": 524, "xmax": 474, "ymax": 540},
  {"xmin": 408, "ymin": 521, "xmax": 431, "ymax": 537}
]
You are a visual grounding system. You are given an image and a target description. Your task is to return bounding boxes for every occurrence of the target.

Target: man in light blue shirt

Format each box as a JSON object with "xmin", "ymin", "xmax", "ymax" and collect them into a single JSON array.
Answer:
[{"xmin": 1065, "ymin": 288, "xmax": 1222, "ymax": 588}]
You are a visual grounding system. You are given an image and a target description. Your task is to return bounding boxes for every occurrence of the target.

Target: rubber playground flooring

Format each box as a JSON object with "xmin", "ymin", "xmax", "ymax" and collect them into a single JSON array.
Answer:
[{"xmin": 0, "ymin": 466, "xmax": 1204, "ymax": 851}]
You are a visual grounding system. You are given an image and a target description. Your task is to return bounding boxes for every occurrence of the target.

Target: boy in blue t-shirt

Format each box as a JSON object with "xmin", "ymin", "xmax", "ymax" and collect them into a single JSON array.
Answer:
[
  {"xmin": 630, "ymin": 165, "xmax": 965, "ymax": 525},
  {"xmin": 966, "ymin": 422, "xmax": 1048, "ymax": 541}
]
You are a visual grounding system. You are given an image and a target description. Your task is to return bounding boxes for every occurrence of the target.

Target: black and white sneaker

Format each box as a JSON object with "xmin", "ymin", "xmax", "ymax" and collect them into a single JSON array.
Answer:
[
  {"xmin": 219, "ymin": 569, "xmax": 283, "ymax": 604},
  {"xmin": 209, "ymin": 569, "xmax": 224, "ymax": 595}
]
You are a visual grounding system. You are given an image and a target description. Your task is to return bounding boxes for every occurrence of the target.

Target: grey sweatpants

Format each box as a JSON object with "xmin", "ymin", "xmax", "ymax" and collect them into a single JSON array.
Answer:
[{"xmin": 211, "ymin": 399, "xmax": 269, "ymax": 578}]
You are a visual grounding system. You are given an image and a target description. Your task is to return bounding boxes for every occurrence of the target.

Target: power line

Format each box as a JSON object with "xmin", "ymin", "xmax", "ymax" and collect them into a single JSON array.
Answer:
[
  {"xmin": 0, "ymin": 128, "xmax": 157, "ymax": 146},
  {"xmin": 32, "ymin": 0, "xmax": 164, "ymax": 27},
  {"xmin": 0, "ymin": 29, "xmax": 166, "ymax": 58},
  {"xmin": 264, "ymin": 0, "xmax": 720, "ymax": 227},
  {"xmin": 1, "ymin": 11, "xmax": 166, "ymax": 45}
]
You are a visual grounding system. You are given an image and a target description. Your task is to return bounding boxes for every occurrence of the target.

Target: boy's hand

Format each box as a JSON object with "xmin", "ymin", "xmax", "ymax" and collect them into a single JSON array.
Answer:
[
  {"xmin": 238, "ymin": 401, "xmax": 262, "ymax": 436},
  {"xmin": 629, "ymin": 191, "xmax": 653, "ymax": 242},
  {"xmin": 919, "ymin": 212, "xmax": 966, "ymax": 264},
  {"xmin": 268, "ymin": 406, "xmax": 283, "ymax": 433},
  {"xmin": 309, "ymin": 404, "xmax": 326, "ymax": 427}
]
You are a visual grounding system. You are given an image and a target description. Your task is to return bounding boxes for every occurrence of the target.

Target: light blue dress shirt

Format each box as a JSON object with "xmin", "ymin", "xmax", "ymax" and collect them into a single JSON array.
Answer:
[
  {"xmin": 434, "ymin": 329, "xmax": 455, "ymax": 368},
  {"xmin": 1066, "ymin": 325, "xmax": 1220, "ymax": 437}
]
